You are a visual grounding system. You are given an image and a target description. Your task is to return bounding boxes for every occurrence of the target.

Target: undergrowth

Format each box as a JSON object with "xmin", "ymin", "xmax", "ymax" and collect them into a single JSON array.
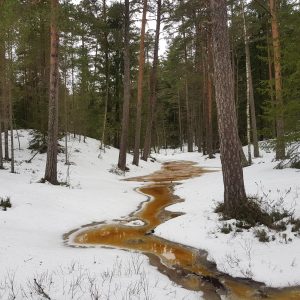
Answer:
[
  {"xmin": 215, "ymin": 186, "xmax": 300, "ymax": 242},
  {"xmin": 0, "ymin": 197, "xmax": 12, "ymax": 211}
]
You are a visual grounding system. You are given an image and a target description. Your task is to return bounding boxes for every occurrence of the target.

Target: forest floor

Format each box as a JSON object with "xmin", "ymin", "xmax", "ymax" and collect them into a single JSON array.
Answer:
[{"xmin": 0, "ymin": 130, "xmax": 300, "ymax": 299}]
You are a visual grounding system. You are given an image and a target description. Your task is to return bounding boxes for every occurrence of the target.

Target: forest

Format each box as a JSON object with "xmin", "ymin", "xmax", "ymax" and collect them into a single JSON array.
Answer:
[{"xmin": 0, "ymin": 0, "xmax": 300, "ymax": 299}]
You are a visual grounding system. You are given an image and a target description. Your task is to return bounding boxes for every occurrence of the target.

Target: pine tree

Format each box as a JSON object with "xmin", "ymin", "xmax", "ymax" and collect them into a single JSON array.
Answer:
[
  {"xmin": 142, "ymin": 0, "xmax": 161, "ymax": 161},
  {"xmin": 210, "ymin": 0, "xmax": 247, "ymax": 216},
  {"xmin": 132, "ymin": 0, "xmax": 148, "ymax": 166},
  {"xmin": 44, "ymin": 0, "xmax": 59, "ymax": 184},
  {"xmin": 118, "ymin": 0, "xmax": 131, "ymax": 171},
  {"xmin": 269, "ymin": 0, "xmax": 285, "ymax": 159}
]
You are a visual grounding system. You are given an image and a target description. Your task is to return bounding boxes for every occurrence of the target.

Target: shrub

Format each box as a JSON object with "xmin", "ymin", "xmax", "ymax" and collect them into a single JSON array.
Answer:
[
  {"xmin": 254, "ymin": 229, "xmax": 269, "ymax": 242},
  {"xmin": 220, "ymin": 223, "xmax": 232, "ymax": 234},
  {"xmin": 0, "ymin": 197, "xmax": 12, "ymax": 211}
]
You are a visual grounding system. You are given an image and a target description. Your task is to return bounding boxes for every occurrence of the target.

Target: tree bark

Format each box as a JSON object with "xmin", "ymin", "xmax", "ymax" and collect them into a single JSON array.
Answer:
[
  {"xmin": 267, "ymin": 33, "xmax": 276, "ymax": 137},
  {"xmin": 210, "ymin": 0, "xmax": 247, "ymax": 216},
  {"xmin": 181, "ymin": 9, "xmax": 193, "ymax": 153},
  {"xmin": 269, "ymin": 0, "xmax": 285, "ymax": 159},
  {"xmin": 177, "ymin": 88, "xmax": 183, "ymax": 151},
  {"xmin": 44, "ymin": 0, "xmax": 59, "ymax": 184},
  {"xmin": 100, "ymin": 0, "xmax": 109, "ymax": 153},
  {"xmin": 242, "ymin": 0, "xmax": 259, "ymax": 158},
  {"xmin": 206, "ymin": 27, "xmax": 214, "ymax": 158},
  {"xmin": 133, "ymin": 0, "xmax": 147, "ymax": 166},
  {"xmin": 0, "ymin": 25, "xmax": 4, "ymax": 169},
  {"xmin": 63, "ymin": 56, "xmax": 68, "ymax": 165},
  {"xmin": 0, "ymin": 120, "xmax": 2, "ymax": 169},
  {"xmin": 118, "ymin": 0, "xmax": 131, "ymax": 171},
  {"xmin": 142, "ymin": 0, "xmax": 161, "ymax": 161},
  {"xmin": 8, "ymin": 42, "xmax": 14, "ymax": 173}
]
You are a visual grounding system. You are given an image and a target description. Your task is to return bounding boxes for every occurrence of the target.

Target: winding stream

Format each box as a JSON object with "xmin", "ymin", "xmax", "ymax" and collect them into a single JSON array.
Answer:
[{"xmin": 66, "ymin": 161, "xmax": 300, "ymax": 299}]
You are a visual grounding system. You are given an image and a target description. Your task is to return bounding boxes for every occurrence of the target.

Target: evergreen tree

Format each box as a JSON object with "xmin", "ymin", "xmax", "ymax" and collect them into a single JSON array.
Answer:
[
  {"xmin": 210, "ymin": 0, "xmax": 247, "ymax": 217},
  {"xmin": 44, "ymin": 0, "xmax": 59, "ymax": 184}
]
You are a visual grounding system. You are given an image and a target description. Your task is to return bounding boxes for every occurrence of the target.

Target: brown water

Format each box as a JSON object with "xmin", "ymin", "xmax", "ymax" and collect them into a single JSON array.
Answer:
[{"xmin": 67, "ymin": 161, "xmax": 300, "ymax": 299}]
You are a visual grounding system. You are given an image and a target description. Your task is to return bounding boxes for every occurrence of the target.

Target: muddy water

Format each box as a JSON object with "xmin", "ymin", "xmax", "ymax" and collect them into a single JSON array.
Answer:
[{"xmin": 68, "ymin": 161, "xmax": 300, "ymax": 300}]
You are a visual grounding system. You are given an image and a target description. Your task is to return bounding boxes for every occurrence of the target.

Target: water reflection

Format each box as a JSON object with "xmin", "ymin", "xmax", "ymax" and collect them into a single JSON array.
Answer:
[{"xmin": 71, "ymin": 161, "xmax": 300, "ymax": 300}]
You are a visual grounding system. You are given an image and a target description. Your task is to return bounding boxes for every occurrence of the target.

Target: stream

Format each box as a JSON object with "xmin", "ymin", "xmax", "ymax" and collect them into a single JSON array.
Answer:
[{"xmin": 66, "ymin": 161, "xmax": 300, "ymax": 299}]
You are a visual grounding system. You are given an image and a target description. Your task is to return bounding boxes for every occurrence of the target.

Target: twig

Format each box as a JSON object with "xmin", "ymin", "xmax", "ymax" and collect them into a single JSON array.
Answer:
[{"xmin": 34, "ymin": 279, "xmax": 51, "ymax": 300}]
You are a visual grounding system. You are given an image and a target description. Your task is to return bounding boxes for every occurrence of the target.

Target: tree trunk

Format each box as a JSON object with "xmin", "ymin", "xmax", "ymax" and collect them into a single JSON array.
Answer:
[
  {"xmin": 0, "ymin": 29, "xmax": 9, "ymax": 161},
  {"xmin": 70, "ymin": 41, "xmax": 76, "ymax": 138},
  {"xmin": 195, "ymin": 18, "xmax": 203, "ymax": 153},
  {"xmin": 210, "ymin": 0, "xmax": 247, "ymax": 216},
  {"xmin": 44, "ymin": 0, "xmax": 59, "ymax": 184},
  {"xmin": 142, "ymin": 0, "xmax": 161, "ymax": 161},
  {"xmin": 246, "ymin": 86, "xmax": 252, "ymax": 164},
  {"xmin": 4, "ymin": 123, "xmax": 9, "ymax": 160},
  {"xmin": 202, "ymin": 46, "xmax": 207, "ymax": 155},
  {"xmin": 181, "ymin": 11, "xmax": 193, "ymax": 153},
  {"xmin": 100, "ymin": 0, "xmax": 109, "ymax": 153},
  {"xmin": 269, "ymin": 0, "xmax": 285, "ymax": 159},
  {"xmin": 206, "ymin": 27, "xmax": 214, "ymax": 158},
  {"xmin": 118, "ymin": 0, "xmax": 130, "ymax": 171},
  {"xmin": 267, "ymin": 33, "xmax": 276, "ymax": 137},
  {"xmin": 8, "ymin": 43, "xmax": 14, "ymax": 173},
  {"xmin": 177, "ymin": 88, "xmax": 183, "ymax": 151},
  {"xmin": 0, "ymin": 121, "xmax": 2, "ymax": 169},
  {"xmin": 185, "ymin": 77, "xmax": 193, "ymax": 152},
  {"xmin": 133, "ymin": 0, "xmax": 147, "ymax": 166},
  {"xmin": 63, "ymin": 62, "xmax": 68, "ymax": 165},
  {"xmin": 0, "ymin": 26, "xmax": 4, "ymax": 169},
  {"xmin": 242, "ymin": 0, "xmax": 259, "ymax": 158}
]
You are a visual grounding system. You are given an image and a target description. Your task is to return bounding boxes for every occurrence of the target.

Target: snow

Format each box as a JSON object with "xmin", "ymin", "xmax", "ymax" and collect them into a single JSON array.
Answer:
[{"xmin": 0, "ymin": 130, "xmax": 300, "ymax": 299}]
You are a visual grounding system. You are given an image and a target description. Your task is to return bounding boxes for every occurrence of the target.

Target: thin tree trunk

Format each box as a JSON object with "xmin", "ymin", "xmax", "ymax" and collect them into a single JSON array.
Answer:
[
  {"xmin": 0, "ymin": 26, "xmax": 4, "ymax": 169},
  {"xmin": 269, "ymin": 0, "xmax": 285, "ymax": 159},
  {"xmin": 195, "ymin": 18, "xmax": 203, "ymax": 153},
  {"xmin": 44, "ymin": 0, "xmax": 59, "ymax": 184},
  {"xmin": 3, "ymin": 62, "xmax": 9, "ymax": 161},
  {"xmin": 202, "ymin": 47, "xmax": 207, "ymax": 155},
  {"xmin": 267, "ymin": 31, "xmax": 276, "ymax": 137},
  {"xmin": 185, "ymin": 77, "xmax": 193, "ymax": 152},
  {"xmin": 181, "ymin": 9, "xmax": 193, "ymax": 152},
  {"xmin": 207, "ymin": 27, "xmax": 214, "ymax": 158},
  {"xmin": 242, "ymin": 0, "xmax": 259, "ymax": 158},
  {"xmin": 177, "ymin": 88, "xmax": 183, "ymax": 151},
  {"xmin": 64, "ymin": 65, "xmax": 68, "ymax": 165},
  {"xmin": 0, "ymin": 121, "xmax": 2, "ymax": 169},
  {"xmin": 1, "ymin": 35, "xmax": 9, "ymax": 161},
  {"xmin": 100, "ymin": 0, "xmax": 109, "ymax": 152},
  {"xmin": 8, "ymin": 42, "xmax": 14, "ymax": 173},
  {"xmin": 118, "ymin": 0, "xmax": 130, "ymax": 171},
  {"xmin": 8, "ymin": 79, "xmax": 14, "ymax": 173},
  {"xmin": 142, "ymin": 0, "xmax": 161, "ymax": 161},
  {"xmin": 162, "ymin": 118, "xmax": 167, "ymax": 153},
  {"xmin": 243, "ymin": 1, "xmax": 252, "ymax": 164},
  {"xmin": 246, "ymin": 87, "xmax": 252, "ymax": 164},
  {"xmin": 210, "ymin": 0, "xmax": 247, "ymax": 216},
  {"xmin": 71, "ymin": 40, "xmax": 76, "ymax": 138},
  {"xmin": 4, "ymin": 123, "xmax": 9, "ymax": 160},
  {"xmin": 133, "ymin": 0, "xmax": 147, "ymax": 166}
]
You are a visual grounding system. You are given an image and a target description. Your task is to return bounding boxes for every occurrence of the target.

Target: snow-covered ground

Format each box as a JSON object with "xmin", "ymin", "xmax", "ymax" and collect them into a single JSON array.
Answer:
[{"xmin": 0, "ymin": 130, "xmax": 300, "ymax": 299}]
